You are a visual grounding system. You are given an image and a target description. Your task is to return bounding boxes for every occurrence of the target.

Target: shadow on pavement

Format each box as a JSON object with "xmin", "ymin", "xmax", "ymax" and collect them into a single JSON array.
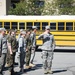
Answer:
[
  {"xmin": 11, "ymin": 64, "xmax": 43, "ymax": 75},
  {"xmin": 53, "ymin": 69, "xmax": 67, "ymax": 74},
  {"xmin": 37, "ymin": 49, "xmax": 75, "ymax": 53}
]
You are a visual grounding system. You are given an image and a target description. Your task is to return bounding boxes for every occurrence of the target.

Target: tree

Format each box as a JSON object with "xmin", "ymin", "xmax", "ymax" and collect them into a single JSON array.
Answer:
[
  {"xmin": 42, "ymin": 0, "xmax": 57, "ymax": 15},
  {"xmin": 8, "ymin": 0, "xmax": 44, "ymax": 15},
  {"xmin": 42, "ymin": 0, "xmax": 75, "ymax": 15},
  {"xmin": 56, "ymin": 0, "xmax": 75, "ymax": 15}
]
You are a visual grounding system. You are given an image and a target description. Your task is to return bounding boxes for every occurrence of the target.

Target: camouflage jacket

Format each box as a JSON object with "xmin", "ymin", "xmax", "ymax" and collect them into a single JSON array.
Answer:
[
  {"xmin": 26, "ymin": 34, "xmax": 32, "ymax": 50},
  {"xmin": 7, "ymin": 35, "xmax": 17, "ymax": 52}
]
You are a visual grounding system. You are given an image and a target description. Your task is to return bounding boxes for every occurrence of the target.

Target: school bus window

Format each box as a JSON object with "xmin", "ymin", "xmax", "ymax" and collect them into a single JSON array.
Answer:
[
  {"xmin": 34, "ymin": 22, "xmax": 40, "ymax": 30},
  {"xmin": 4, "ymin": 22, "xmax": 10, "ymax": 29},
  {"xmin": 11, "ymin": 22, "xmax": 18, "ymax": 29},
  {"xmin": 74, "ymin": 22, "xmax": 75, "ymax": 30},
  {"xmin": 58, "ymin": 22, "xmax": 64, "ymax": 30},
  {"xmin": 19, "ymin": 22, "xmax": 25, "ymax": 29},
  {"xmin": 42, "ymin": 22, "xmax": 48, "ymax": 30},
  {"xmin": 50, "ymin": 22, "xmax": 56, "ymax": 30},
  {"xmin": 66, "ymin": 22, "xmax": 73, "ymax": 30},
  {"xmin": 26, "ymin": 22, "xmax": 33, "ymax": 29},
  {"xmin": 0, "ymin": 22, "xmax": 2, "ymax": 27}
]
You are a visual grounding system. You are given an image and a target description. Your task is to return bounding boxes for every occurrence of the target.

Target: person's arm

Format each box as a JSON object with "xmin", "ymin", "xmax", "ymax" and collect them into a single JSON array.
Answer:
[
  {"xmin": 38, "ymin": 34, "xmax": 43, "ymax": 40},
  {"xmin": 0, "ymin": 37, "xmax": 2, "ymax": 57},
  {"xmin": 30, "ymin": 33, "xmax": 36, "ymax": 48},
  {"xmin": 52, "ymin": 35, "xmax": 56, "ymax": 50},
  {"xmin": 24, "ymin": 38, "xmax": 26, "ymax": 51},
  {"xmin": 7, "ymin": 37, "xmax": 13, "ymax": 55},
  {"xmin": 25, "ymin": 36, "xmax": 28, "ymax": 51},
  {"xmin": 18, "ymin": 37, "xmax": 23, "ymax": 53}
]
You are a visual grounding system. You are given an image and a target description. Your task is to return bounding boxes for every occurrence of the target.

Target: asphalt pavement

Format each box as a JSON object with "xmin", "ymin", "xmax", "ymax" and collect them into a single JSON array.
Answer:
[{"xmin": 3, "ymin": 50, "xmax": 75, "ymax": 75}]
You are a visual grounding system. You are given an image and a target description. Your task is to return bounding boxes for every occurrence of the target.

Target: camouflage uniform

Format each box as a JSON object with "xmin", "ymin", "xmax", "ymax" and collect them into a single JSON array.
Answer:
[
  {"xmin": 7, "ymin": 34, "xmax": 17, "ymax": 74},
  {"xmin": 29, "ymin": 26, "xmax": 37, "ymax": 67},
  {"xmin": 38, "ymin": 26, "xmax": 55, "ymax": 74},
  {"xmin": 25, "ymin": 34, "xmax": 32, "ymax": 68},
  {"xmin": 17, "ymin": 29, "xmax": 24, "ymax": 65},
  {"xmin": 0, "ymin": 28, "xmax": 8, "ymax": 75},
  {"xmin": 30, "ymin": 32, "xmax": 36, "ymax": 64},
  {"xmin": 18, "ymin": 31, "xmax": 26, "ymax": 73},
  {"xmin": 6, "ymin": 33, "xmax": 11, "ymax": 67}
]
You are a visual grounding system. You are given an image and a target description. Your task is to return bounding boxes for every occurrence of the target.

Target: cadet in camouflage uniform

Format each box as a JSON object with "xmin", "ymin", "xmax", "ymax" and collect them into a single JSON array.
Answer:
[
  {"xmin": 38, "ymin": 26, "xmax": 55, "ymax": 74},
  {"xmin": 5, "ymin": 29, "xmax": 11, "ymax": 67},
  {"xmin": 30, "ymin": 26, "xmax": 37, "ymax": 67},
  {"xmin": 7, "ymin": 30, "xmax": 17, "ymax": 75},
  {"xmin": 25, "ymin": 29, "xmax": 32, "ymax": 69},
  {"xmin": 18, "ymin": 31, "xmax": 26, "ymax": 73},
  {"xmin": 17, "ymin": 29, "xmax": 24, "ymax": 66},
  {"xmin": 0, "ymin": 28, "xmax": 8, "ymax": 75}
]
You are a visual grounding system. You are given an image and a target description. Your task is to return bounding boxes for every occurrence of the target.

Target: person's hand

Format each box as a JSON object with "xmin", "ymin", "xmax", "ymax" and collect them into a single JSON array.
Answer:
[
  {"xmin": 26, "ymin": 48, "xmax": 28, "ymax": 52},
  {"xmin": 10, "ymin": 51, "xmax": 13, "ymax": 55}
]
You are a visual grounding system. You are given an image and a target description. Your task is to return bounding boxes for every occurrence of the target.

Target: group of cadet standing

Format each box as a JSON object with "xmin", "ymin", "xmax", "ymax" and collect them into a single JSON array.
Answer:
[{"xmin": 0, "ymin": 25, "xmax": 55, "ymax": 75}]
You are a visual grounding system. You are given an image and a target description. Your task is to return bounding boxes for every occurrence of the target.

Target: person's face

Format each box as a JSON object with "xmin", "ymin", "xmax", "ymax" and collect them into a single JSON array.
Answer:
[
  {"xmin": 27, "ymin": 31, "xmax": 31, "ymax": 35},
  {"xmin": 1, "ymin": 30, "xmax": 6, "ymax": 35},
  {"xmin": 34, "ymin": 29, "xmax": 37, "ymax": 33},
  {"xmin": 46, "ymin": 29, "xmax": 50, "ymax": 33},
  {"xmin": 22, "ymin": 34, "xmax": 26, "ymax": 37},
  {"xmin": 11, "ymin": 32, "xmax": 15, "ymax": 36}
]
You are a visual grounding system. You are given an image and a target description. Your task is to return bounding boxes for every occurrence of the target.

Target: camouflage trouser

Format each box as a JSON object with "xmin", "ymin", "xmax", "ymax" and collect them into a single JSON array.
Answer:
[
  {"xmin": 30, "ymin": 48, "xmax": 36, "ymax": 64},
  {"xmin": 0, "ymin": 53, "xmax": 6, "ymax": 73},
  {"xmin": 42, "ymin": 50, "xmax": 54, "ymax": 70},
  {"xmin": 25, "ymin": 49, "xmax": 31, "ymax": 66},
  {"xmin": 6, "ymin": 51, "xmax": 13, "ymax": 66},
  {"xmin": 6, "ymin": 51, "xmax": 16, "ymax": 72}
]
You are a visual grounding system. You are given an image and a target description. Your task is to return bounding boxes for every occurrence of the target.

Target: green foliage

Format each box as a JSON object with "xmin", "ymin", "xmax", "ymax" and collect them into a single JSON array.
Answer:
[
  {"xmin": 42, "ymin": 1, "xmax": 56, "ymax": 15},
  {"xmin": 8, "ymin": 0, "xmax": 75, "ymax": 15},
  {"xmin": 42, "ymin": 0, "xmax": 75, "ymax": 15},
  {"xmin": 8, "ymin": 0, "xmax": 44, "ymax": 15},
  {"xmin": 56, "ymin": 0, "xmax": 75, "ymax": 15}
]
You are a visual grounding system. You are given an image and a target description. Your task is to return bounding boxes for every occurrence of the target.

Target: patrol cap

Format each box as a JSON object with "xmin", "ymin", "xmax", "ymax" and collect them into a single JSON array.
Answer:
[
  {"xmin": 0, "ymin": 28, "xmax": 6, "ymax": 31},
  {"xmin": 20, "ymin": 29, "xmax": 24, "ymax": 32},
  {"xmin": 32, "ymin": 26, "xmax": 37, "ymax": 29},
  {"xmin": 21, "ymin": 31, "xmax": 26, "ymax": 35},
  {"xmin": 45, "ymin": 26, "xmax": 50, "ymax": 30}
]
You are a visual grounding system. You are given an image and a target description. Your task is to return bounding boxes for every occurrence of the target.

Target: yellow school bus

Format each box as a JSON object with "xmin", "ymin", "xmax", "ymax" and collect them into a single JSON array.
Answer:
[{"xmin": 0, "ymin": 15, "xmax": 75, "ymax": 49}]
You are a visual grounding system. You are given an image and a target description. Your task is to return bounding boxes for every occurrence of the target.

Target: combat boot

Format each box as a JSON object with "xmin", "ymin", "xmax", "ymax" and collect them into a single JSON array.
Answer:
[
  {"xmin": 29, "ymin": 63, "xmax": 35, "ymax": 67},
  {"xmin": 44, "ymin": 69, "xmax": 48, "ymax": 74},
  {"xmin": 5, "ymin": 63, "xmax": 10, "ymax": 67},
  {"xmin": 0, "ymin": 72, "xmax": 2, "ymax": 75},
  {"xmin": 25, "ymin": 66, "xmax": 31, "ymax": 69},
  {"xmin": 47, "ymin": 69, "xmax": 53, "ymax": 74},
  {"xmin": 20, "ymin": 68, "xmax": 24, "ymax": 73}
]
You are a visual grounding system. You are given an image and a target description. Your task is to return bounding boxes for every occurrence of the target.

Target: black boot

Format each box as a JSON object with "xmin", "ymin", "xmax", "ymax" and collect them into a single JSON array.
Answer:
[{"xmin": 20, "ymin": 68, "xmax": 24, "ymax": 74}]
